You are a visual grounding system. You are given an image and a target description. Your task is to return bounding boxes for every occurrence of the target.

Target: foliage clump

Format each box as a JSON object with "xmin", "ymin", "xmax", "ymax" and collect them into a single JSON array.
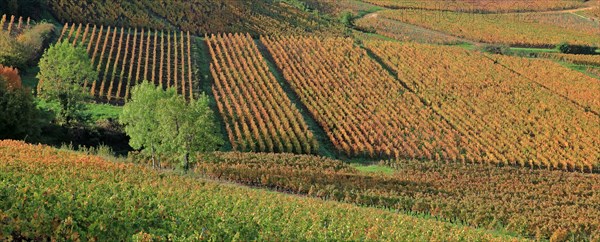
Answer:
[
  {"xmin": 37, "ymin": 41, "xmax": 98, "ymax": 126},
  {"xmin": 120, "ymin": 81, "xmax": 223, "ymax": 170}
]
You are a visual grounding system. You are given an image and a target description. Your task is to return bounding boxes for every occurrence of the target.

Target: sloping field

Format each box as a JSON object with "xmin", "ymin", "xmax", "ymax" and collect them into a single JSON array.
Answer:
[
  {"xmin": 365, "ymin": 41, "xmax": 600, "ymax": 171},
  {"xmin": 0, "ymin": 140, "xmax": 520, "ymax": 241},
  {"xmin": 45, "ymin": 0, "xmax": 343, "ymax": 36},
  {"xmin": 362, "ymin": 0, "xmax": 586, "ymax": 13},
  {"xmin": 378, "ymin": 9, "xmax": 600, "ymax": 47},
  {"xmin": 53, "ymin": 24, "xmax": 195, "ymax": 103}
]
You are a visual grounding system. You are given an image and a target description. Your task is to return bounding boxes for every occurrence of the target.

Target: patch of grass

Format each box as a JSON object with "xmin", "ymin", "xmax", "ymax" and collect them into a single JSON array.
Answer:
[
  {"xmin": 555, "ymin": 60, "xmax": 600, "ymax": 80},
  {"xmin": 36, "ymin": 99, "xmax": 122, "ymax": 123},
  {"xmin": 84, "ymin": 102, "xmax": 122, "ymax": 121},
  {"xmin": 510, "ymin": 47, "xmax": 559, "ymax": 53},
  {"xmin": 351, "ymin": 164, "xmax": 396, "ymax": 174}
]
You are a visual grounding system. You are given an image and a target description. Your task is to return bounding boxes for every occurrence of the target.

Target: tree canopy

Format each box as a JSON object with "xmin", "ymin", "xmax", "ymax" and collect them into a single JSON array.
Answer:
[
  {"xmin": 37, "ymin": 41, "xmax": 97, "ymax": 126},
  {"xmin": 120, "ymin": 81, "xmax": 223, "ymax": 170}
]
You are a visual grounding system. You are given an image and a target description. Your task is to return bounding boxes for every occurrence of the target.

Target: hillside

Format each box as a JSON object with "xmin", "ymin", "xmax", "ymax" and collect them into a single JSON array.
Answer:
[
  {"xmin": 44, "ymin": 0, "xmax": 344, "ymax": 36},
  {"xmin": 0, "ymin": 140, "xmax": 522, "ymax": 241}
]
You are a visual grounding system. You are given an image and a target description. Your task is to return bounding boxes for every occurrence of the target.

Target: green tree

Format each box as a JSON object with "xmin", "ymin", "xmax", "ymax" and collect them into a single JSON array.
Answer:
[
  {"xmin": 120, "ymin": 81, "xmax": 223, "ymax": 171},
  {"xmin": 156, "ymin": 92, "xmax": 223, "ymax": 171},
  {"xmin": 0, "ymin": 77, "xmax": 40, "ymax": 139},
  {"xmin": 37, "ymin": 41, "xmax": 97, "ymax": 126},
  {"xmin": 119, "ymin": 81, "xmax": 166, "ymax": 168}
]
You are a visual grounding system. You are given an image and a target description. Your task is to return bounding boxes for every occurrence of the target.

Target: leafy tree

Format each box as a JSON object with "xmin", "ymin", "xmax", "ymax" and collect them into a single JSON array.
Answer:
[
  {"xmin": 0, "ymin": 76, "xmax": 40, "ymax": 139},
  {"xmin": 119, "ymin": 81, "xmax": 166, "ymax": 168},
  {"xmin": 156, "ymin": 92, "xmax": 223, "ymax": 171},
  {"xmin": 120, "ymin": 81, "xmax": 223, "ymax": 171},
  {"xmin": 37, "ymin": 41, "xmax": 97, "ymax": 126}
]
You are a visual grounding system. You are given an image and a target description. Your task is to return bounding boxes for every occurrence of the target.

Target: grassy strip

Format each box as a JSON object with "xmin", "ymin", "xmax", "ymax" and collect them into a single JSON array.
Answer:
[{"xmin": 0, "ymin": 140, "xmax": 518, "ymax": 241}]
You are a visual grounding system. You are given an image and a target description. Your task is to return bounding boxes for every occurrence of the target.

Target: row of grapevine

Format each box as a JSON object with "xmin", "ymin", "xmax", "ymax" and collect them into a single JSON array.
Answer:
[
  {"xmin": 362, "ymin": 0, "xmax": 584, "ymax": 13},
  {"xmin": 0, "ymin": 14, "xmax": 32, "ymax": 35},
  {"xmin": 55, "ymin": 23, "xmax": 195, "ymax": 102},
  {"xmin": 206, "ymin": 33, "xmax": 318, "ymax": 154},
  {"xmin": 195, "ymin": 151, "xmax": 600, "ymax": 240},
  {"xmin": 261, "ymin": 36, "xmax": 485, "ymax": 160},
  {"xmin": 378, "ymin": 9, "xmax": 600, "ymax": 47},
  {"xmin": 495, "ymin": 55, "xmax": 600, "ymax": 114},
  {"xmin": 0, "ymin": 140, "xmax": 515, "ymax": 241},
  {"xmin": 365, "ymin": 40, "xmax": 600, "ymax": 171},
  {"xmin": 540, "ymin": 52, "xmax": 600, "ymax": 67}
]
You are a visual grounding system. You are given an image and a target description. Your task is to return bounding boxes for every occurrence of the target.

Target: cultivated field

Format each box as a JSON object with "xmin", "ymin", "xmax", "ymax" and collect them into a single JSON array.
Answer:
[
  {"xmin": 207, "ymin": 33, "xmax": 318, "ymax": 154},
  {"xmin": 54, "ymin": 23, "xmax": 195, "ymax": 102},
  {"xmin": 362, "ymin": 0, "xmax": 586, "ymax": 13},
  {"xmin": 365, "ymin": 40, "xmax": 600, "ymax": 171},
  {"xmin": 378, "ymin": 9, "xmax": 600, "ymax": 47}
]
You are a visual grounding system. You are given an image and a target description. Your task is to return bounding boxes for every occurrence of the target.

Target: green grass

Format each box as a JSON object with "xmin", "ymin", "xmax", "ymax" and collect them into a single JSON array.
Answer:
[
  {"xmin": 554, "ymin": 60, "xmax": 600, "ymax": 80},
  {"xmin": 510, "ymin": 47, "xmax": 559, "ymax": 53},
  {"xmin": 351, "ymin": 164, "xmax": 396, "ymax": 174},
  {"xmin": 84, "ymin": 102, "xmax": 122, "ymax": 121},
  {"xmin": 36, "ymin": 99, "xmax": 122, "ymax": 123}
]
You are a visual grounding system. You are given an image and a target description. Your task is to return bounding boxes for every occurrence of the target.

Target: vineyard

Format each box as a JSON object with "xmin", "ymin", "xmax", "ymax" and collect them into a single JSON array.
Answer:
[
  {"xmin": 0, "ymin": 14, "xmax": 32, "ymax": 35},
  {"xmin": 541, "ymin": 52, "xmax": 600, "ymax": 67},
  {"xmin": 206, "ymin": 33, "xmax": 317, "ymax": 154},
  {"xmin": 365, "ymin": 40, "xmax": 600, "ymax": 171},
  {"xmin": 0, "ymin": 140, "xmax": 520, "ymax": 241},
  {"xmin": 261, "ymin": 36, "xmax": 479, "ymax": 160},
  {"xmin": 355, "ymin": 14, "xmax": 463, "ymax": 44},
  {"xmin": 45, "ymin": 0, "xmax": 343, "ymax": 37},
  {"xmin": 378, "ymin": 9, "xmax": 600, "ymax": 47},
  {"xmin": 495, "ymin": 55, "xmax": 600, "ymax": 114},
  {"xmin": 54, "ymin": 23, "xmax": 195, "ymax": 102},
  {"xmin": 511, "ymin": 12, "xmax": 600, "ymax": 35},
  {"xmin": 195, "ymin": 151, "xmax": 600, "ymax": 240},
  {"xmin": 361, "ymin": 0, "xmax": 585, "ymax": 13}
]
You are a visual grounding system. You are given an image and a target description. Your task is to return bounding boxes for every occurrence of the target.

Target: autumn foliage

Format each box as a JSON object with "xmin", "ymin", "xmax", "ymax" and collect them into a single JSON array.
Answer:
[
  {"xmin": 365, "ymin": 40, "xmax": 600, "ymax": 171},
  {"xmin": 59, "ymin": 23, "xmax": 194, "ymax": 103},
  {"xmin": 0, "ymin": 65, "xmax": 21, "ymax": 90},
  {"xmin": 206, "ymin": 33, "xmax": 317, "ymax": 154},
  {"xmin": 0, "ymin": 140, "xmax": 516, "ymax": 241},
  {"xmin": 195, "ymin": 151, "xmax": 600, "ymax": 240}
]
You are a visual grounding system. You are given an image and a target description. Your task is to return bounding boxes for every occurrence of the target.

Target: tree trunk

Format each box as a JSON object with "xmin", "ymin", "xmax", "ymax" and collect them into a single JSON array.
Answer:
[
  {"xmin": 183, "ymin": 152, "xmax": 189, "ymax": 173},
  {"xmin": 151, "ymin": 144, "xmax": 156, "ymax": 169}
]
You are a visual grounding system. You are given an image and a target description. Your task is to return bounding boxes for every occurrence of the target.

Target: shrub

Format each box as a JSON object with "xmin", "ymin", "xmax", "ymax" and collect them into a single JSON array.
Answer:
[
  {"xmin": 556, "ymin": 42, "xmax": 597, "ymax": 54},
  {"xmin": 0, "ymin": 75, "xmax": 40, "ymax": 139},
  {"xmin": 480, "ymin": 44, "xmax": 512, "ymax": 55}
]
